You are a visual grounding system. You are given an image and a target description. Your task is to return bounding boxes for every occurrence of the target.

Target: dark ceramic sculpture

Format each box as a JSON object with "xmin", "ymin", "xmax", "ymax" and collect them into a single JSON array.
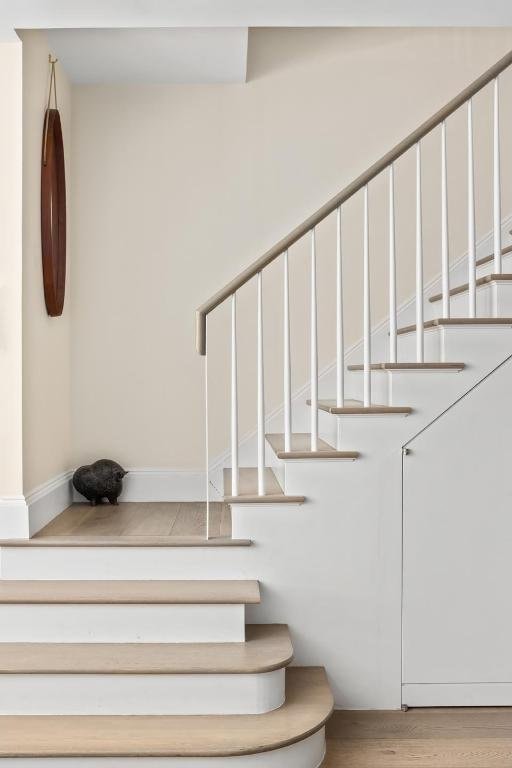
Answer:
[{"xmin": 73, "ymin": 459, "xmax": 127, "ymax": 506}]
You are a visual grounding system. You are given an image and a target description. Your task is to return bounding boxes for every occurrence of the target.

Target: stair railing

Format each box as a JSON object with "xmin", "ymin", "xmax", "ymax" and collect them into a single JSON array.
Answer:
[{"xmin": 195, "ymin": 49, "xmax": 512, "ymax": 531}]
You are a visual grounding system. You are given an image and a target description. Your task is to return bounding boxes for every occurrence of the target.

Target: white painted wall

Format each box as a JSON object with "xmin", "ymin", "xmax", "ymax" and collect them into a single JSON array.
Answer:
[{"xmin": 69, "ymin": 27, "xmax": 512, "ymax": 472}]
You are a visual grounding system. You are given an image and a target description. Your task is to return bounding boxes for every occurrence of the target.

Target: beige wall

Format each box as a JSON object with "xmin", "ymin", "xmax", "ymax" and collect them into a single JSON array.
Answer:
[
  {"xmin": 21, "ymin": 30, "xmax": 73, "ymax": 492},
  {"xmin": 70, "ymin": 28, "xmax": 512, "ymax": 470}
]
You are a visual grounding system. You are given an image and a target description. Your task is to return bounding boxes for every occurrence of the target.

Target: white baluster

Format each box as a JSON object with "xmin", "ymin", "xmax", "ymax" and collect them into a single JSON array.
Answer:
[
  {"xmin": 416, "ymin": 143, "xmax": 424, "ymax": 362},
  {"xmin": 441, "ymin": 121, "xmax": 450, "ymax": 318},
  {"xmin": 493, "ymin": 78, "xmax": 502, "ymax": 276},
  {"xmin": 283, "ymin": 251, "xmax": 292, "ymax": 452},
  {"xmin": 363, "ymin": 185, "xmax": 371, "ymax": 407},
  {"xmin": 388, "ymin": 164, "xmax": 397, "ymax": 363},
  {"xmin": 230, "ymin": 294, "xmax": 238, "ymax": 497},
  {"xmin": 204, "ymin": 319, "xmax": 210, "ymax": 540},
  {"xmin": 310, "ymin": 228, "xmax": 318, "ymax": 451},
  {"xmin": 257, "ymin": 272, "xmax": 265, "ymax": 495},
  {"xmin": 467, "ymin": 98, "xmax": 476, "ymax": 317},
  {"xmin": 336, "ymin": 207, "xmax": 345, "ymax": 407}
]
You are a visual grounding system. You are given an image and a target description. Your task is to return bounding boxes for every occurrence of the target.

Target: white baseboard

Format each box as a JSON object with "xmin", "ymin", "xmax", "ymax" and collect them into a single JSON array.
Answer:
[
  {"xmin": 403, "ymin": 682, "xmax": 512, "ymax": 706},
  {"xmin": 118, "ymin": 469, "xmax": 217, "ymax": 502},
  {"xmin": 71, "ymin": 468, "xmax": 220, "ymax": 504},
  {"xmin": 26, "ymin": 471, "xmax": 74, "ymax": 537},
  {"xmin": 0, "ymin": 498, "xmax": 29, "ymax": 538}
]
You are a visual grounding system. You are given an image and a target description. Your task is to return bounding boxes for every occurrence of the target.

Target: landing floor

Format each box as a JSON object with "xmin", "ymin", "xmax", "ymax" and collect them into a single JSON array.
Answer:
[
  {"xmin": 324, "ymin": 708, "xmax": 512, "ymax": 766},
  {"xmin": 34, "ymin": 502, "xmax": 231, "ymax": 541}
]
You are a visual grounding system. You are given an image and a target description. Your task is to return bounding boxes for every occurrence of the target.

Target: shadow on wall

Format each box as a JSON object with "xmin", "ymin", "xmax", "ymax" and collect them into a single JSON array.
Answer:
[{"xmin": 246, "ymin": 27, "xmax": 434, "ymax": 82}]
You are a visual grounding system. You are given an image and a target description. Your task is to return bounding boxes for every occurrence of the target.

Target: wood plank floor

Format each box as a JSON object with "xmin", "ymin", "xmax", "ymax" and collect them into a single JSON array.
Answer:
[
  {"xmin": 324, "ymin": 709, "xmax": 512, "ymax": 767},
  {"xmin": 34, "ymin": 502, "xmax": 231, "ymax": 541}
]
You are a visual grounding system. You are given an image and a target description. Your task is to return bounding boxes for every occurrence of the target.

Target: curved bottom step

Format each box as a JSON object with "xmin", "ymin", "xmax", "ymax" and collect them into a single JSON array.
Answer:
[
  {"xmin": 0, "ymin": 668, "xmax": 332, "ymax": 766},
  {"xmin": 0, "ymin": 625, "xmax": 292, "ymax": 715},
  {"xmin": 0, "ymin": 730, "xmax": 325, "ymax": 766}
]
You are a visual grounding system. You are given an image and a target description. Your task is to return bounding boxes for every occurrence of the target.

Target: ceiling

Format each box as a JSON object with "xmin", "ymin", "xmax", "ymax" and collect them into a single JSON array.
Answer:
[
  {"xmin": 45, "ymin": 28, "xmax": 248, "ymax": 84},
  {"xmin": 4, "ymin": 0, "xmax": 512, "ymax": 83},
  {"xmin": 4, "ymin": 0, "xmax": 512, "ymax": 34}
]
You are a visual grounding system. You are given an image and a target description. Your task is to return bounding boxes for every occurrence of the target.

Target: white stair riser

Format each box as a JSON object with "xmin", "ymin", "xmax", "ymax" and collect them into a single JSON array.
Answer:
[
  {"xmin": 0, "ymin": 728, "xmax": 326, "ymax": 767},
  {"xmin": 0, "ymin": 669, "xmax": 285, "ymax": 715},
  {"xmin": 398, "ymin": 325, "xmax": 512, "ymax": 366},
  {"xmin": 348, "ymin": 369, "xmax": 466, "ymax": 410},
  {"xmin": 0, "ymin": 605, "xmax": 245, "ymax": 643},
  {"xmin": 476, "ymin": 251, "xmax": 512, "ymax": 279},
  {"xmin": 0, "ymin": 547, "xmax": 253, "ymax": 580},
  {"xmin": 345, "ymin": 369, "xmax": 388, "ymax": 406},
  {"xmin": 387, "ymin": 369, "xmax": 466, "ymax": 408},
  {"xmin": 395, "ymin": 330, "xmax": 441, "ymax": 362},
  {"xmin": 430, "ymin": 281, "xmax": 512, "ymax": 318}
]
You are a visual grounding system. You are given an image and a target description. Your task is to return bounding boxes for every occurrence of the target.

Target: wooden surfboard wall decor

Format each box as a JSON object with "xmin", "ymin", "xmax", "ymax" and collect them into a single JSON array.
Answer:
[{"xmin": 41, "ymin": 57, "xmax": 66, "ymax": 317}]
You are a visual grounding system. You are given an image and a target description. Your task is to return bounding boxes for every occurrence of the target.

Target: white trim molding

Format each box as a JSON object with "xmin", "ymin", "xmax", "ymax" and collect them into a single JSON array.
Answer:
[
  {"xmin": 26, "ymin": 470, "xmax": 73, "ymax": 537},
  {"xmin": 73, "ymin": 468, "xmax": 221, "ymax": 504},
  {"xmin": 403, "ymin": 683, "xmax": 512, "ymax": 707},
  {"xmin": 0, "ymin": 497, "xmax": 29, "ymax": 538}
]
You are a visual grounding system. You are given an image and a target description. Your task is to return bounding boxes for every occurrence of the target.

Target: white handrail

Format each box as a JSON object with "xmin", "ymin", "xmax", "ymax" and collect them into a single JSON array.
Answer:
[
  {"xmin": 415, "ymin": 143, "xmax": 424, "ymax": 362},
  {"xmin": 363, "ymin": 186, "xmax": 371, "ymax": 407},
  {"xmin": 467, "ymin": 98, "xmax": 476, "ymax": 318},
  {"xmin": 310, "ymin": 228, "xmax": 318, "ymax": 450},
  {"xmin": 283, "ymin": 250, "xmax": 292, "ymax": 452},
  {"xmin": 441, "ymin": 121, "xmax": 450, "ymax": 318},
  {"xmin": 388, "ymin": 165, "xmax": 397, "ymax": 363},
  {"xmin": 493, "ymin": 77, "xmax": 502, "ymax": 276},
  {"xmin": 336, "ymin": 207, "xmax": 345, "ymax": 407},
  {"xmin": 257, "ymin": 272, "xmax": 265, "ymax": 495},
  {"xmin": 230, "ymin": 293, "xmax": 239, "ymax": 497}
]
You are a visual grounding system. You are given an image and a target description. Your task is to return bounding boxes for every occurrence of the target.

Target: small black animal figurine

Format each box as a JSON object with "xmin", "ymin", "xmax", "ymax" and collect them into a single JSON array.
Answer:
[{"xmin": 73, "ymin": 459, "xmax": 128, "ymax": 506}]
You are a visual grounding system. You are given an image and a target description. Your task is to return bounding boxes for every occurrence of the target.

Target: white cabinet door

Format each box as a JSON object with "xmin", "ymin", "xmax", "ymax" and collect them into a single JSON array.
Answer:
[{"xmin": 402, "ymin": 357, "xmax": 512, "ymax": 706}]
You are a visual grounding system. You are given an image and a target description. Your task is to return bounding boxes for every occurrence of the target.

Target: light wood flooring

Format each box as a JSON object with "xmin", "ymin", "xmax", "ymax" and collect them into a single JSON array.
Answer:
[
  {"xmin": 324, "ymin": 708, "xmax": 512, "ymax": 767},
  {"xmin": 34, "ymin": 502, "xmax": 231, "ymax": 541}
]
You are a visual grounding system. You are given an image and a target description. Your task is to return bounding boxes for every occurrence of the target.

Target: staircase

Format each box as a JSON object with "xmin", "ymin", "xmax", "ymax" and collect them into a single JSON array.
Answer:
[{"xmin": 2, "ymin": 50, "xmax": 512, "ymax": 765}]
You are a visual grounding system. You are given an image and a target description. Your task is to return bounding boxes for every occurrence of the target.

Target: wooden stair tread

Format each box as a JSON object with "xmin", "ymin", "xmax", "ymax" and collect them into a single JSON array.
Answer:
[
  {"xmin": 0, "ymin": 625, "xmax": 292, "ymax": 675},
  {"xmin": 266, "ymin": 433, "xmax": 358, "ymax": 459},
  {"xmin": 311, "ymin": 399, "xmax": 412, "ymax": 415},
  {"xmin": 0, "ymin": 580, "xmax": 260, "ymax": 605},
  {"xmin": 476, "ymin": 243, "xmax": 512, "ymax": 268},
  {"xmin": 223, "ymin": 468, "xmax": 305, "ymax": 504},
  {"xmin": 0, "ymin": 667, "xmax": 333, "ymax": 757},
  {"xmin": 0, "ymin": 536, "xmax": 251, "ymax": 548},
  {"xmin": 397, "ymin": 318, "xmax": 512, "ymax": 335},
  {"xmin": 348, "ymin": 362, "xmax": 465, "ymax": 371},
  {"xmin": 429, "ymin": 273, "xmax": 512, "ymax": 302}
]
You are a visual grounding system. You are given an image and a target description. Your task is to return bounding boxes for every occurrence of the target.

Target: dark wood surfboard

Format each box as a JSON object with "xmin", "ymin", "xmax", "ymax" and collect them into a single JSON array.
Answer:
[{"xmin": 41, "ymin": 107, "xmax": 66, "ymax": 316}]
